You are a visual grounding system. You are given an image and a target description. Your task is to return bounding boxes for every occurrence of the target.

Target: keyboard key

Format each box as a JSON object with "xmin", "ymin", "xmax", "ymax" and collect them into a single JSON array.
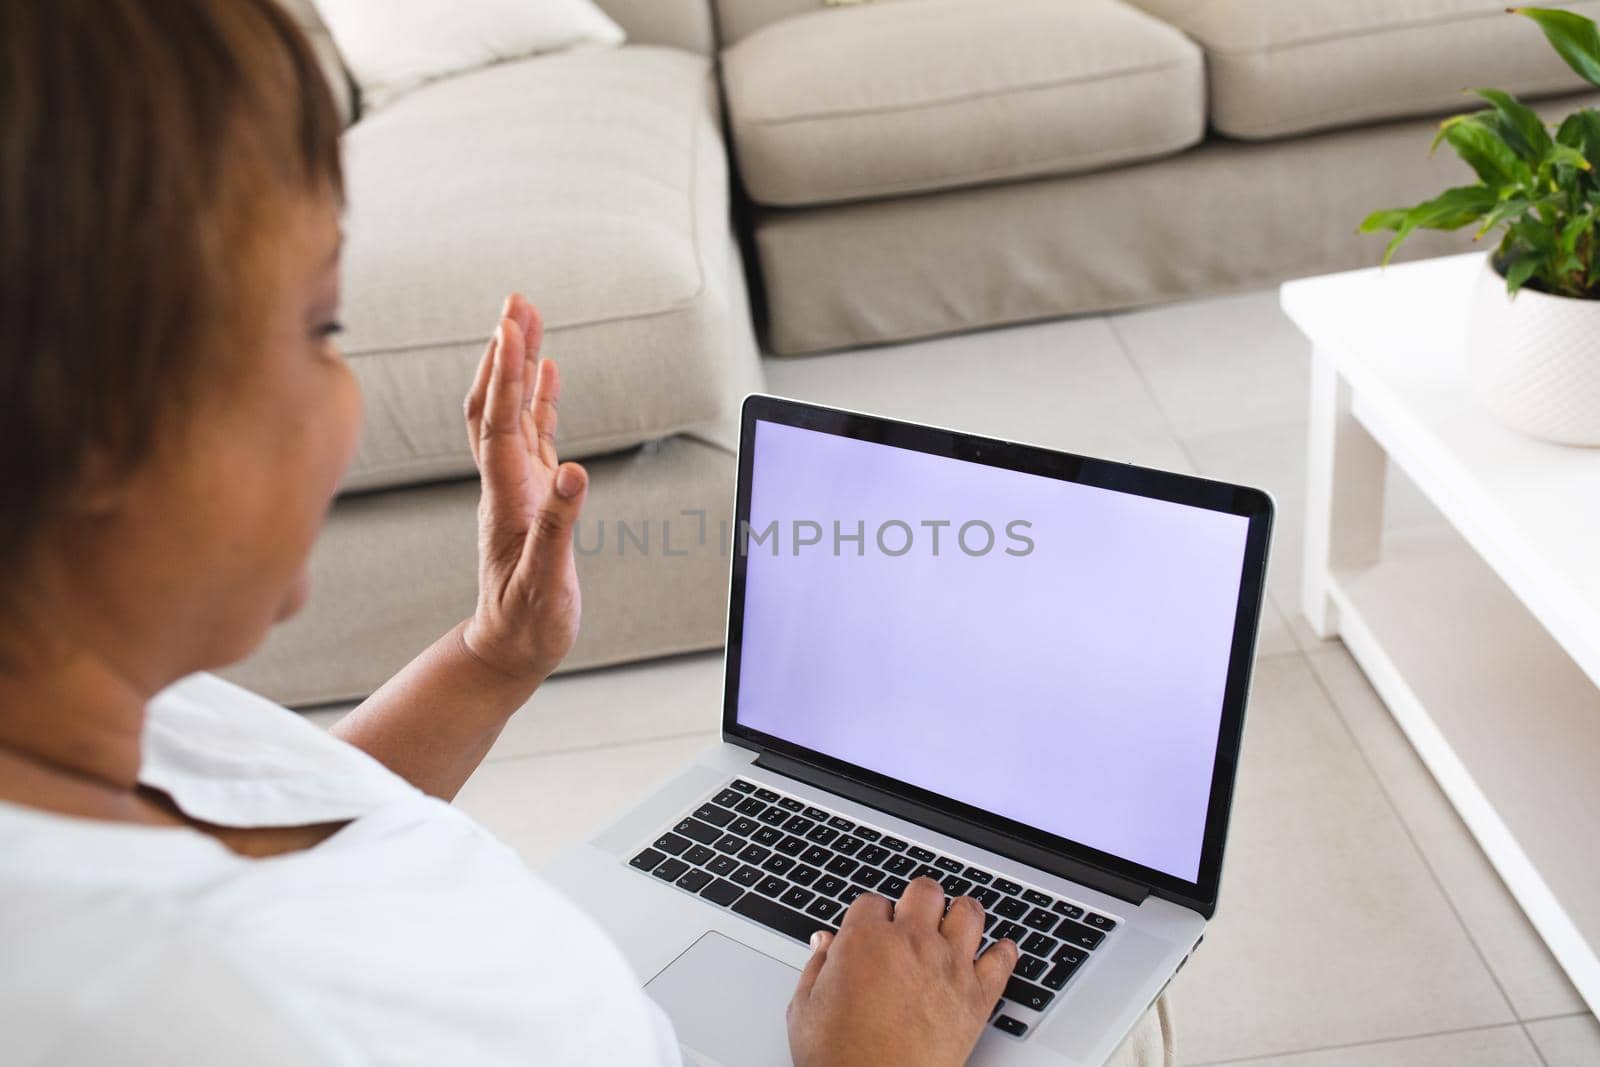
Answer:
[
  {"xmin": 1004, "ymin": 976, "xmax": 1055, "ymax": 1013},
  {"xmin": 790, "ymin": 864, "xmax": 821, "ymax": 886},
  {"xmin": 851, "ymin": 866, "xmax": 885, "ymax": 888},
  {"xmin": 800, "ymin": 845, "xmax": 832, "ymax": 866},
  {"xmin": 1015, "ymin": 954, "xmax": 1047, "ymax": 980},
  {"xmin": 838, "ymin": 885, "xmax": 868, "ymax": 905},
  {"xmin": 758, "ymin": 807, "xmax": 789, "ymax": 826},
  {"xmin": 1052, "ymin": 944, "xmax": 1087, "ymax": 967},
  {"xmin": 805, "ymin": 825, "xmax": 839, "ymax": 846},
  {"xmin": 762, "ymin": 854, "xmax": 796, "ymax": 876},
  {"xmin": 934, "ymin": 856, "xmax": 964, "ymax": 873},
  {"xmin": 782, "ymin": 816, "xmax": 815, "ymax": 834},
  {"xmin": 1055, "ymin": 918, "xmax": 1106, "ymax": 950},
  {"xmin": 858, "ymin": 845, "xmax": 891, "ymax": 866},
  {"xmin": 684, "ymin": 845, "xmax": 716, "ymax": 866},
  {"xmin": 1042, "ymin": 954, "xmax": 1083, "ymax": 990},
  {"xmin": 879, "ymin": 836, "xmax": 908, "ymax": 851},
  {"xmin": 802, "ymin": 805, "xmax": 829, "ymax": 821},
  {"xmin": 993, "ymin": 921, "xmax": 1028, "ymax": 943},
  {"xmin": 805, "ymin": 897, "xmax": 842, "ymax": 921},
  {"xmin": 883, "ymin": 854, "xmax": 917, "ymax": 875},
  {"xmin": 993, "ymin": 1015, "xmax": 1028, "ymax": 1037},
  {"xmin": 653, "ymin": 858, "xmax": 690, "ymax": 882},
  {"xmin": 1023, "ymin": 907, "xmax": 1058, "ymax": 931},
  {"xmin": 834, "ymin": 835, "xmax": 865, "ymax": 856},
  {"xmin": 756, "ymin": 876, "xmax": 788, "ymax": 898},
  {"xmin": 677, "ymin": 869, "xmax": 713, "ymax": 893},
  {"xmin": 738, "ymin": 844, "xmax": 772, "ymax": 864},
  {"xmin": 828, "ymin": 816, "xmax": 856, "ymax": 832},
  {"xmin": 729, "ymin": 779, "xmax": 756, "ymax": 794},
  {"xmin": 654, "ymin": 832, "xmax": 691, "ymax": 856},
  {"xmin": 943, "ymin": 876, "xmax": 973, "ymax": 897},
  {"xmin": 694, "ymin": 804, "xmax": 735, "ymax": 828},
  {"xmin": 733, "ymin": 891, "xmax": 831, "ymax": 944},
  {"xmin": 982, "ymin": 913, "xmax": 997, "ymax": 932},
  {"xmin": 708, "ymin": 854, "xmax": 739, "ymax": 877},
  {"xmin": 912, "ymin": 865, "xmax": 943, "ymax": 882},
  {"xmin": 630, "ymin": 848, "xmax": 666, "ymax": 872},
  {"xmin": 1022, "ymin": 932, "xmax": 1057, "ymax": 957},
  {"xmin": 1021, "ymin": 889, "xmax": 1053, "ymax": 908},
  {"xmin": 972, "ymin": 887, "xmax": 1001, "ymax": 909},
  {"xmin": 673, "ymin": 818, "xmax": 722, "ymax": 844},
  {"xmin": 780, "ymin": 886, "xmax": 816, "ymax": 909},
  {"xmin": 713, "ymin": 834, "xmax": 743, "ymax": 854},
  {"xmin": 778, "ymin": 797, "xmax": 805, "ymax": 812},
  {"xmin": 776, "ymin": 835, "xmax": 808, "ymax": 856},
  {"xmin": 880, "ymin": 876, "xmax": 909, "ymax": 898},
  {"xmin": 1051, "ymin": 901, "xmax": 1085, "ymax": 920},
  {"xmin": 731, "ymin": 865, "xmax": 763, "ymax": 887},
  {"xmin": 908, "ymin": 846, "xmax": 935, "ymax": 863},
  {"xmin": 855, "ymin": 827, "xmax": 882, "ymax": 842},
  {"xmin": 815, "ymin": 875, "xmax": 849, "ymax": 897},
  {"xmin": 995, "ymin": 897, "xmax": 1029, "ymax": 920},
  {"xmin": 754, "ymin": 788, "xmax": 781, "ymax": 802},
  {"xmin": 963, "ymin": 868, "xmax": 993, "ymax": 884},
  {"xmin": 993, "ymin": 877, "xmax": 1023, "ymax": 896},
  {"xmin": 1084, "ymin": 913, "xmax": 1117, "ymax": 931},
  {"xmin": 729, "ymin": 817, "xmax": 760, "ymax": 837},
  {"xmin": 752, "ymin": 826, "xmax": 783, "ymax": 846},
  {"xmin": 701, "ymin": 878, "xmax": 744, "ymax": 907},
  {"xmin": 711, "ymin": 789, "xmax": 744, "ymax": 808},
  {"xmin": 825, "ymin": 856, "xmax": 859, "ymax": 877},
  {"xmin": 735, "ymin": 797, "xmax": 765, "ymax": 816}
]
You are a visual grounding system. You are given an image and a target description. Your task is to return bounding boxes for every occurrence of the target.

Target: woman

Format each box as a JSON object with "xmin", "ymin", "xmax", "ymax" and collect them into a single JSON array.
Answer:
[{"xmin": 0, "ymin": 1, "xmax": 1020, "ymax": 1064}]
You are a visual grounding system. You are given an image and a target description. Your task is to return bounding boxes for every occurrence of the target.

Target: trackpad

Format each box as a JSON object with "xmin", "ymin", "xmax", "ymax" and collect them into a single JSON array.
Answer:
[{"xmin": 646, "ymin": 931, "xmax": 800, "ymax": 1066}]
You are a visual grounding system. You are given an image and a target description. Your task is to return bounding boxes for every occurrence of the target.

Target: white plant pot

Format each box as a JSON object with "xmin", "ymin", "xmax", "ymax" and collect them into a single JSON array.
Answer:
[{"xmin": 1467, "ymin": 258, "xmax": 1600, "ymax": 447}]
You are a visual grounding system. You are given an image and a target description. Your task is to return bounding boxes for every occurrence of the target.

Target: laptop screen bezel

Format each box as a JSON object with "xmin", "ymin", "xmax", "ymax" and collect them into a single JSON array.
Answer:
[{"xmin": 720, "ymin": 394, "xmax": 1273, "ymax": 917}]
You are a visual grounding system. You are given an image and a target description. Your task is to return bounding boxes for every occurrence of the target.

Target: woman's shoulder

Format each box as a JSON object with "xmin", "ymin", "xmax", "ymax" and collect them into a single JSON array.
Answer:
[{"xmin": 141, "ymin": 674, "xmax": 417, "ymax": 826}]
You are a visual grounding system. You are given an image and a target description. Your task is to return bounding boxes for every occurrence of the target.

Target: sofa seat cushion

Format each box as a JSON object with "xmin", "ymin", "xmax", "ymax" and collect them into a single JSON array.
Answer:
[
  {"xmin": 721, "ymin": 0, "xmax": 1205, "ymax": 207},
  {"xmin": 1126, "ymin": 0, "xmax": 1600, "ymax": 140},
  {"xmin": 337, "ymin": 46, "xmax": 733, "ymax": 493}
]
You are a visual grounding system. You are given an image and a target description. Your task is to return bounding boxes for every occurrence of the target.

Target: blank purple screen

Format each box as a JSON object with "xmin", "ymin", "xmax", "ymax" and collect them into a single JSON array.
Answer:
[{"xmin": 735, "ymin": 421, "xmax": 1250, "ymax": 882}]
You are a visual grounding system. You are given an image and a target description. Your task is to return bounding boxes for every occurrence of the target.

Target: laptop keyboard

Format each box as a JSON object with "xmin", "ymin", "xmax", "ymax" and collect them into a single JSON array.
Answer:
[{"xmin": 627, "ymin": 776, "xmax": 1120, "ymax": 1040}]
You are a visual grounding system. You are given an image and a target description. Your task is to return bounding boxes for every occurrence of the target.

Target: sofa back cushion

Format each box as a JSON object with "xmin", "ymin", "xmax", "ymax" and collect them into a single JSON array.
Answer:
[
  {"xmin": 596, "ymin": 0, "xmax": 717, "ymax": 54},
  {"xmin": 313, "ymin": 0, "xmax": 625, "ymax": 112},
  {"xmin": 713, "ymin": 0, "xmax": 832, "ymax": 45}
]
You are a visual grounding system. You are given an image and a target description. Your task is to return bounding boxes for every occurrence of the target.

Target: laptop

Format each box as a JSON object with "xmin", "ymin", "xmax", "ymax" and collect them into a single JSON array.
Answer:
[{"xmin": 543, "ymin": 394, "xmax": 1273, "ymax": 1066}]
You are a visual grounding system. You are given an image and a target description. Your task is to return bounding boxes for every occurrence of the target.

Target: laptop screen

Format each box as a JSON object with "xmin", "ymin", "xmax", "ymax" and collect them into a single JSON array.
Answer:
[{"xmin": 731, "ymin": 415, "xmax": 1255, "ymax": 886}]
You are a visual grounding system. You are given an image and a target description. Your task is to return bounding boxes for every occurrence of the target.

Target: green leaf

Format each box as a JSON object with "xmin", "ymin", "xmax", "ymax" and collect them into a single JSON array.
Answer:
[
  {"xmin": 1505, "ymin": 250, "xmax": 1542, "ymax": 293},
  {"xmin": 1443, "ymin": 115, "xmax": 1529, "ymax": 188},
  {"xmin": 1475, "ymin": 196, "xmax": 1534, "ymax": 238},
  {"xmin": 1472, "ymin": 88, "xmax": 1553, "ymax": 161},
  {"xmin": 1515, "ymin": 8, "xmax": 1600, "ymax": 89},
  {"xmin": 1556, "ymin": 108, "xmax": 1600, "ymax": 168},
  {"xmin": 1358, "ymin": 207, "xmax": 1412, "ymax": 233},
  {"xmin": 1548, "ymin": 143, "xmax": 1594, "ymax": 171}
]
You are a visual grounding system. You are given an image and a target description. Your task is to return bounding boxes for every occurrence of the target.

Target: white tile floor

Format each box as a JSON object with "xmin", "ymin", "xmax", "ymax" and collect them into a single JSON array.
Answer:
[{"xmin": 346, "ymin": 290, "xmax": 1599, "ymax": 1065}]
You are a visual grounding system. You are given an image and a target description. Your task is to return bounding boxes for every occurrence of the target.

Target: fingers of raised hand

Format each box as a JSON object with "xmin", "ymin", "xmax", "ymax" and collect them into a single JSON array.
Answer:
[
  {"xmin": 464, "ymin": 327, "xmax": 497, "ymax": 465},
  {"xmin": 530, "ymin": 357, "xmax": 561, "ymax": 469}
]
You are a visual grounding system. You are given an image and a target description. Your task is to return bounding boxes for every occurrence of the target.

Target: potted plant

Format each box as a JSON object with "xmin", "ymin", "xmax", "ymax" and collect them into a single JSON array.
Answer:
[{"xmin": 1360, "ymin": 7, "xmax": 1600, "ymax": 445}]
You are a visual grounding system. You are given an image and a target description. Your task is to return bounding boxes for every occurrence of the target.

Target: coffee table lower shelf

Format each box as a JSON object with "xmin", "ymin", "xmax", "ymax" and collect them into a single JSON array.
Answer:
[{"xmin": 1327, "ymin": 524, "xmax": 1600, "ymax": 1013}]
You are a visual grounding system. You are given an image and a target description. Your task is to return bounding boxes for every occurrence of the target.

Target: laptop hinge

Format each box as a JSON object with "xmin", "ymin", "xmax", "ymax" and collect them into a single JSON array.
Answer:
[{"xmin": 754, "ymin": 752, "xmax": 1149, "ymax": 908}]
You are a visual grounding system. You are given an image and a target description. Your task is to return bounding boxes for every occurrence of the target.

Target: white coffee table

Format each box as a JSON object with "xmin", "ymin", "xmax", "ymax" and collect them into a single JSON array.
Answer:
[{"xmin": 1281, "ymin": 253, "xmax": 1600, "ymax": 1015}]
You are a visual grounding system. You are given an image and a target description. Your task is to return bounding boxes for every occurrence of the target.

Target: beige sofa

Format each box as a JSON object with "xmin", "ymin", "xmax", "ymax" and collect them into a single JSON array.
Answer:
[
  {"xmin": 717, "ymin": 0, "xmax": 1600, "ymax": 353},
  {"xmin": 226, "ymin": 0, "xmax": 762, "ymax": 706}
]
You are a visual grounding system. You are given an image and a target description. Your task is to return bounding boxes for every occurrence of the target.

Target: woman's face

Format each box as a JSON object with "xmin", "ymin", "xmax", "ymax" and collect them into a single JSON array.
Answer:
[{"xmin": 60, "ymin": 191, "xmax": 362, "ymax": 681}]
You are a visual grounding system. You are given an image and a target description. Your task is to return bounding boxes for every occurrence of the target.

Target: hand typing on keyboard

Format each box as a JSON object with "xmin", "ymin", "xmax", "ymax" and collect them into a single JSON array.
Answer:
[{"xmin": 786, "ymin": 877, "xmax": 1020, "ymax": 1067}]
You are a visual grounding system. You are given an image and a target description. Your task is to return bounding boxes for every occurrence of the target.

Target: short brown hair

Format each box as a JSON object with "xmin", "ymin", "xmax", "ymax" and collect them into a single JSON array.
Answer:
[{"xmin": 0, "ymin": 0, "xmax": 344, "ymax": 578}]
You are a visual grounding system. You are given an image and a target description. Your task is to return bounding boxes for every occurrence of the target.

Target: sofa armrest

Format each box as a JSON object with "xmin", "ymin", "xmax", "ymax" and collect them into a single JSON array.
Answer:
[{"xmin": 596, "ymin": 0, "xmax": 717, "ymax": 54}]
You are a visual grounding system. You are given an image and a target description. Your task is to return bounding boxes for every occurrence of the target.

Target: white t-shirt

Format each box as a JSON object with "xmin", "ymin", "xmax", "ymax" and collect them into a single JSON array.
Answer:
[{"xmin": 0, "ymin": 673, "xmax": 681, "ymax": 1066}]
